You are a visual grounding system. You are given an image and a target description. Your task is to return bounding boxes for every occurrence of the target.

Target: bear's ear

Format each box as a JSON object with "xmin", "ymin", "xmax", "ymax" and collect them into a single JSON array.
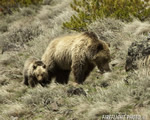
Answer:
[
  {"xmin": 107, "ymin": 42, "xmax": 110, "ymax": 47},
  {"xmin": 33, "ymin": 65, "xmax": 37, "ymax": 70},
  {"xmin": 97, "ymin": 44, "xmax": 103, "ymax": 51}
]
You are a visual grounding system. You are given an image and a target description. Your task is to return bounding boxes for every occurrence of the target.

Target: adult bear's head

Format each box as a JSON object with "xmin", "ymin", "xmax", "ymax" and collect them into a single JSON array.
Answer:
[{"xmin": 91, "ymin": 41, "xmax": 111, "ymax": 73}]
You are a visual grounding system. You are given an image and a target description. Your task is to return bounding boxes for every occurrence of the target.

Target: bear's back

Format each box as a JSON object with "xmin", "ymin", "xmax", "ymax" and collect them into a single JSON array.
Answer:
[{"xmin": 41, "ymin": 32, "xmax": 102, "ymax": 70}]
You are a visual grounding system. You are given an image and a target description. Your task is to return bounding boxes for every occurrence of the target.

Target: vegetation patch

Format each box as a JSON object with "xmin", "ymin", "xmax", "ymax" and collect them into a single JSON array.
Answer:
[{"xmin": 63, "ymin": 0, "xmax": 150, "ymax": 31}]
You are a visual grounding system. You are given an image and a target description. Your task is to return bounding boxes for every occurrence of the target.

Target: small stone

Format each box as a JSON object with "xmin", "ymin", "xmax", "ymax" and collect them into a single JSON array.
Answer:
[
  {"xmin": 51, "ymin": 102, "xmax": 59, "ymax": 111},
  {"xmin": 67, "ymin": 87, "xmax": 87, "ymax": 96}
]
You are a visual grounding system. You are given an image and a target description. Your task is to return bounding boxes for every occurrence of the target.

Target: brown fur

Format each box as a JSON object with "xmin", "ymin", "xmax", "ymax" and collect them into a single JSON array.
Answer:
[
  {"xmin": 23, "ymin": 57, "xmax": 49, "ymax": 87},
  {"xmin": 42, "ymin": 32, "xmax": 111, "ymax": 84}
]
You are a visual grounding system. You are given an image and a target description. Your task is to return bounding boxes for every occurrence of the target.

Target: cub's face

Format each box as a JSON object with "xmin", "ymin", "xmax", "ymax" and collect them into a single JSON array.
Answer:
[
  {"xmin": 93, "ymin": 43, "xmax": 111, "ymax": 73},
  {"xmin": 32, "ymin": 61, "xmax": 48, "ymax": 82}
]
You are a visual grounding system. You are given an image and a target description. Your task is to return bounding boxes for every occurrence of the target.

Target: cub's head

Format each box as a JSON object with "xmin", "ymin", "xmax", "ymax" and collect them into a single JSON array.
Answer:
[
  {"xmin": 32, "ymin": 61, "xmax": 48, "ymax": 83},
  {"xmin": 92, "ymin": 41, "xmax": 111, "ymax": 73}
]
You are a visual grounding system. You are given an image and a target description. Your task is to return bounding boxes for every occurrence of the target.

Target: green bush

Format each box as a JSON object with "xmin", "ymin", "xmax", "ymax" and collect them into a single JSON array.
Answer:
[
  {"xmin": 0, "ymin": 0, "xmax": 43, "ymax": 14},
  {"xmin": 63, "ymin": 0, "xmax": 150, "ymax": 31}
]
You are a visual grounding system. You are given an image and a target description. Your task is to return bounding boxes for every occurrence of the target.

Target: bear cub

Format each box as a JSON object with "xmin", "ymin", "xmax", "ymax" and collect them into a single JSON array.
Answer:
[{"xmin": 23, "ymin": 57, "xmax": 49, "ymax": 87}]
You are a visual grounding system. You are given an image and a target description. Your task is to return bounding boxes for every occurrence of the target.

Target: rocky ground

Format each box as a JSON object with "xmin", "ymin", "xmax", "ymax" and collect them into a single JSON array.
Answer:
[{"xmin": 0, "ymin": 0, "xmax": 150, "ymax": 120}]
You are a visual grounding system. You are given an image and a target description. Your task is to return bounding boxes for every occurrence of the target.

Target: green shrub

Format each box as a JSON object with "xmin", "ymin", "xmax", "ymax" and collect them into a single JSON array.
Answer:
[
  {"xmin": 63, "ymin": 0, "xmax": 150, "ymax": 31},
  {"xmin": 0, "ymin": 0, "xmax": 43, "ymax": 14}
]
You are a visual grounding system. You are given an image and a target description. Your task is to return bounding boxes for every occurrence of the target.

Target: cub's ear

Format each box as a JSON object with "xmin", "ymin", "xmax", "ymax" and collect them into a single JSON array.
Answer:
[
  {"xmin": 33, "ymin": 65, "xmax": 37, "ymax": 70},
  {"xmin": 97, "ymin": 44, "xmax": 103, "ymax": 51},
  {"xmin": 107, "ymin": 42, "xmax": 110, "ymax": 47}
]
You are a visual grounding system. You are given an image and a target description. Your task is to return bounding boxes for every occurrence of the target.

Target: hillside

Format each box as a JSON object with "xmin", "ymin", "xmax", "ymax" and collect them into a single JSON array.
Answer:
[{"xmin": 0, "ymin": 0, "xmax": 150, "ymax": 120}]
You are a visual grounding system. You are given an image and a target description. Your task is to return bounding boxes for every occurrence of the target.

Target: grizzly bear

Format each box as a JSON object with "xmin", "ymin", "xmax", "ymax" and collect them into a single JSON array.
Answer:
[
  {"xmin": 23, "ymin": 57, "xmax": 49, "ymax": 87},
  {"xmin": 41, "ymin": 32, "xmax": 111, "ymax": 84}
]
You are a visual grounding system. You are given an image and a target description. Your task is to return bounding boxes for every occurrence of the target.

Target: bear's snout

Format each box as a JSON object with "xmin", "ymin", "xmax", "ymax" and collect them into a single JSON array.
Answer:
[
  {"xmin": 98, "ymin": 63, "xmax": 111, "ymax": 74},
  {"xmin": 37, "ymin": 75, "xmax": 43, "ymax": 81}
]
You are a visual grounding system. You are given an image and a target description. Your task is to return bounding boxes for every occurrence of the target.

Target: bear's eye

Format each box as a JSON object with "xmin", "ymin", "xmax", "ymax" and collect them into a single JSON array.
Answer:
[
  {"xmin": 97, "ymin": 44, "xmax": 103, "ymax": 52},
  {"xmin": 37, "ymin": 74, "xmax": 41, "ymax": 77},
  {"xmin": 39, "ymin": 74, "xmax": 44, "ymax": 77},
  {"xmin": 33, "ymin": 65, "xmax": 37, "ymax": 70},
  {"xmin": 43, "ymin": 64, "xmax": 46, "ymax": 69}
]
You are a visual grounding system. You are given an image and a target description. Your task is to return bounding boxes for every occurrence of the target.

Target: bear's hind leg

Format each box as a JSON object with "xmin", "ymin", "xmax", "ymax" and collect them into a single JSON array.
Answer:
[{"xmin": 55, "ymin": 70, "xmax": 70, "ymax": 84}]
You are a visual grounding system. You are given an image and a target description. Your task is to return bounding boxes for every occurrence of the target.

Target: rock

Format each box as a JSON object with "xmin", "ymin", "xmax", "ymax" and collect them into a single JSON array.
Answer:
[
  {"xmin": 51, "ymin": 101, "xmax": 59, "ymax": 111},
  {"xmin": 100, "ymin": 81, "xmax": 109, "ymax": 88},
  {"xmin": 125, "ymin": 38, "xmax": 150, "ymax": 71},
  {"xmin": 67, "ymin": 87, "xmax": 87, "ymax": 96}
]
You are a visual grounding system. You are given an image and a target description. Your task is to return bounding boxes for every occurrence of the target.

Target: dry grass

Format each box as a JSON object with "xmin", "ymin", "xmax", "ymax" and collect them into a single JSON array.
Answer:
[
  {"xmin": 0, "ymin": 0, "xmax": 150, "ymax": 120},
  {"xmin": 124, "ymin": 19, "xmax": 150, "ymax": 36}
]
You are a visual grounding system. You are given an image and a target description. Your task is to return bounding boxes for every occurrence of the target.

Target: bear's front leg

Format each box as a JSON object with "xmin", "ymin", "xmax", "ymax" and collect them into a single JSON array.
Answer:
[
  {"xmin": 39, "ymin": 78, "xmax": 50, "ymax": 87},
  {"xmin": 39, "ymin": 82, "xmax": 47, "ymax": 87},
  {"xmin": 72, "ymin": 62, "xmax": 87, "ymax": 84},
  {"xmin": 23, "ymin": 75, "xmax": 29, "ymax": 86},
  {"xmin": 28, "ymin": 77, "xmax": 37, "ymax": 88}
]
